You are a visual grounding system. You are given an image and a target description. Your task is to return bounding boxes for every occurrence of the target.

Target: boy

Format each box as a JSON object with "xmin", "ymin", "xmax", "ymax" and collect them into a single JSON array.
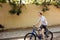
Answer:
[{"xmin": 34, "ymin": 12, "xmax": 48, "ymax": 39}]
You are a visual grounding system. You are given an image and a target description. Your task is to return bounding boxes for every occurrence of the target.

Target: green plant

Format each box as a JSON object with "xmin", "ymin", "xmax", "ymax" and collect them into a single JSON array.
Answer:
[
  {"xmin": 0, "ymin": 0, "xmax": 6, "ymax": 8},
  {"xmin": 46, "ymin": 2, "xmax": 51, "ymax": 5},
  {"xmin": 8, "ymin": 0, "xmax": 23, "ymax": 15},
  {"xmin": 35, "ymin": 2, "xmax": 40, "ymax": 5},
  {"xmin": 16, "ymin": 8, "xmax": 21, "ymax": 15},
  {"xmin": 34, "ymin": 0, "xmax": 50, "ymax": 12},
  {"xmin": 52, "ymin": 0, "xmax": 60, "ymax": 8},
  {"xmin": 9, "ymin": 8, "xmax": 16, "ymax": 14},
  {"xmin": 1, "ymin": 0, "xmax": 60, "ymax": 15},
  {"xmin": 42, "ymin": 6, "xmax": 49, "ymax": 12},
  {"xmin": 9, "ymin": 1, "xmax": 17, "ymax": 14},
  {"xmin": 41, "ymin": 1, "xmax": 49, "ymax": 12},
  {"xmin": 55, "ymin": 0, "xmax": 60, "ymax": 8},
  {"xmin": 0, "ymin": 0, "xmax": 6, "ymax": 3}
]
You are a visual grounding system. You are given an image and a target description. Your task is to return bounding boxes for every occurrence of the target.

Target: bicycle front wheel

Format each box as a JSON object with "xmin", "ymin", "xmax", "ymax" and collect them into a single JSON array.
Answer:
[{"xmin": 24, "ymin": 33, "xmax": 36, "ymax": 40}]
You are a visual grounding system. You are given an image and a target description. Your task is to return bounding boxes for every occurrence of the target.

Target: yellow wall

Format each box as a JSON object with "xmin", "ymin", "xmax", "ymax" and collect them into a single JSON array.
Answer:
[{"xmin": 0, "ymin": 3, "xmax": 60, "ymax": 29}]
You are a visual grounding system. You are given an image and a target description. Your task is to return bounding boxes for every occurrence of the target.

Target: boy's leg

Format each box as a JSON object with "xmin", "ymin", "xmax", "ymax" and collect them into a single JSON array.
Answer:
[
  {"xmin": 38, "ymin": 28, "xmax": 45, "ymax": 39},
  {"xmin": 41, "ymin": 28, "xmax": 45, "ymax": 39}
]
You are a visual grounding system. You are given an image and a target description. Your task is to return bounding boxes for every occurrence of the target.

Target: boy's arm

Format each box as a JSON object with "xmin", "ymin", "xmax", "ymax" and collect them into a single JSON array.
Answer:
[
  {"xmin": 33, "ymin": 19, "xmax": 41, "ymax": 28},
  {"xmin": 35, "ymin": 20, "xmax": 40, "ymax": 26}
]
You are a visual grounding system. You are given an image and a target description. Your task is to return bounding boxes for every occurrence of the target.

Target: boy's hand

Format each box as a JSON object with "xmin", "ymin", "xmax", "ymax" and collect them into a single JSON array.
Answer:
[{"xmin": 33, "ymin": 25, "xmax": 35, "ymax": 27}]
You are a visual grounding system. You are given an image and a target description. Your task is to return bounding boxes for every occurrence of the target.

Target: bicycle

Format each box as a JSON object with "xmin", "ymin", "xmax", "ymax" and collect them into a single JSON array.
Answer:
[{"xmin": 24, "ymin": 25, "xmax": 53, "ymax": 40}]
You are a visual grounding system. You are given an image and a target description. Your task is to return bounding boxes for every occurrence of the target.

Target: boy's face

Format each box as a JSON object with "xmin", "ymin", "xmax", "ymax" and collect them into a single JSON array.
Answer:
[{"xmin": 38, "ymin": 13, "xmax": 42, "ymax": 17}]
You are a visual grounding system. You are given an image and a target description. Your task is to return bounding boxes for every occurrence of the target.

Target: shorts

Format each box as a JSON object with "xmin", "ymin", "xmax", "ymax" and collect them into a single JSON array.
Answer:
[{"xmin": 40, "ymin": 25, "xmax": 47, "ymax": 31}]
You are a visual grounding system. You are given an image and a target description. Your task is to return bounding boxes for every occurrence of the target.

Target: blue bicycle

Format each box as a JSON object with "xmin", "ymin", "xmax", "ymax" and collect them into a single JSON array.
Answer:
[{"xmin": 24, "ymin": 25, "xmax": 53, "ymax": 40}]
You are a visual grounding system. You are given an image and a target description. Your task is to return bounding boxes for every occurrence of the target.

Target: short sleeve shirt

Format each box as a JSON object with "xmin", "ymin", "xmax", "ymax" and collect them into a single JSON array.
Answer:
[{"xmin": 40, "ymin": 16, "xmax": 48, "ymax": 25}]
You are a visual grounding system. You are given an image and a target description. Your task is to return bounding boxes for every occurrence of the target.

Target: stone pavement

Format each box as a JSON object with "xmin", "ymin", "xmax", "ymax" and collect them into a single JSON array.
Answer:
[{"xmin": 0, "ymin": 26, "xmax": 60, "ymax": 39}]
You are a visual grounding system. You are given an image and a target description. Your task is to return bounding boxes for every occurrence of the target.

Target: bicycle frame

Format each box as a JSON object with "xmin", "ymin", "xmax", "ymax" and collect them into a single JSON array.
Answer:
[
  {"xmin": 32, "ymin": 28, "xmax": 37, "ymax": 35},
  {"xmin": 30, "ymin": 28, "xmax": 43, "ymax": 39},
  {"xmin": 31, "ymin": 27, "xmax": 49, "ymax": 39}
]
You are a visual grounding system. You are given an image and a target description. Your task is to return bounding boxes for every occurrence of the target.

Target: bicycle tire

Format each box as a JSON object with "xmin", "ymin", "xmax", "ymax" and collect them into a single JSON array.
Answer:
[
  {"xmin": 49, "ymin": 31, "xmax": 53, "ymax": 40},
  {"xmin": 46, "ymin": 31, "xmax": 53, "ymax": 40},
  {"xmin": 24, "ymin": 33, "xmax": 36, "ymax": 40}
]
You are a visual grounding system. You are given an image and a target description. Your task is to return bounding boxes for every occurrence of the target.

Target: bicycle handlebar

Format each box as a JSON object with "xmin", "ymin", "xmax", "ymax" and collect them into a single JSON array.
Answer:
[{"xmin": 33, "ymin": 25, "xmax": 41, "ymax": 31}]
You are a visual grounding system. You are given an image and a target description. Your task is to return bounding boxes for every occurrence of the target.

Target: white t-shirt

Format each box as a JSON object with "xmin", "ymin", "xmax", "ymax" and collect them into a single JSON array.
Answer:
[
  {"xmin": 37, "ymin": 16, "xmax": 48, "ymax": 26},
  {"xmin": 40, "ymin": 16, "xmax": 48, "ymax": 25}
]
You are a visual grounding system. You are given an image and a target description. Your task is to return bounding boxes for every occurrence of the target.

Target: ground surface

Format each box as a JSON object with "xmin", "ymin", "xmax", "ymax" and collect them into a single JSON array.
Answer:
[{"xmin": 0, "ymin": 26, "xmax": 60, "ymax": 40}]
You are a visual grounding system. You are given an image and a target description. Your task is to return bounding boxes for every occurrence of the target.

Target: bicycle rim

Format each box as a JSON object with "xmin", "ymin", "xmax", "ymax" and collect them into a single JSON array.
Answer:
[
  {"xmin": 24, "ymin": 33, "xmax": 36, "ymax": 40},
  {"xmin": 45, "ymin": 31, "xmax": 53, "ymax": 40}
]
